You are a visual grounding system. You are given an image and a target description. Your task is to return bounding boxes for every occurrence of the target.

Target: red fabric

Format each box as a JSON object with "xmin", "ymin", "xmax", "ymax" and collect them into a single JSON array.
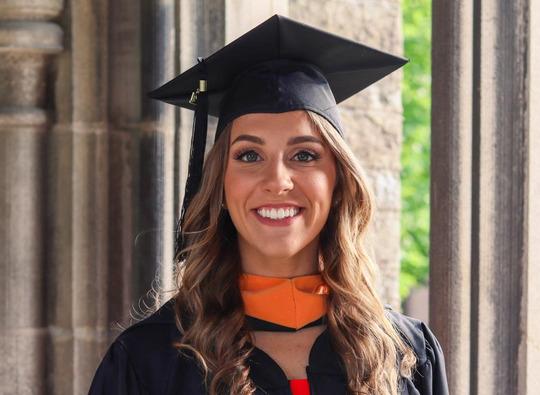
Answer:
[{"xmin": 289, "ymin": 378, "xmax": 310, "ymax": 395}]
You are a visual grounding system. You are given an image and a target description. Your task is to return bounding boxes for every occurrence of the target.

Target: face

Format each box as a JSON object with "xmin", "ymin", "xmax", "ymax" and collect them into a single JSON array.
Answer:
[{"xmin": 223, "ymin": 110, "xmax": 337, "ymax": 265}]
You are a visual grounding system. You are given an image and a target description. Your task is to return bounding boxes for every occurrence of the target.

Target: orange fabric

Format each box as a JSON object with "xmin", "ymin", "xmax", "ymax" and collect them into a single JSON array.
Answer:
[
  {"xmin": 239, "ymin": 273, "xmax": 329, "ymax": 330},
  {"xmin": 289, "ymin": 379, "xmax": 311, "ymax": 395}
]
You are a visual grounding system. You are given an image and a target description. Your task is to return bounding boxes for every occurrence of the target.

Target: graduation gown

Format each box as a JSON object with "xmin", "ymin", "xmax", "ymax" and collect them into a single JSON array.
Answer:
[{"xmin": 88, "ymin": 300, "xmax": 449, "ymax": 395}]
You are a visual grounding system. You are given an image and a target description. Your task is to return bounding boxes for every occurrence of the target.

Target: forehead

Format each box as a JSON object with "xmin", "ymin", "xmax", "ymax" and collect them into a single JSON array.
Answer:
[{"xmin": 229, "ymin": 111, "xmax": 319, "ymax": 141}]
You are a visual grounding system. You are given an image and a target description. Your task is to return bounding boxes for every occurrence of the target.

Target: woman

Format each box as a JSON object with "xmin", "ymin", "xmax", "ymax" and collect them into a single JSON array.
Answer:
[{"xmin": 89, "ymin": 15, "xmax": 448, "ymax": 395}]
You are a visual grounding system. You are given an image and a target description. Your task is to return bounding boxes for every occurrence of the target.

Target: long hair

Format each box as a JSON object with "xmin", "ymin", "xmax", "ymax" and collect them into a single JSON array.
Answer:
[{"xmin": 173, "ymin": 110, "xmax": 417, "ymax": 394}]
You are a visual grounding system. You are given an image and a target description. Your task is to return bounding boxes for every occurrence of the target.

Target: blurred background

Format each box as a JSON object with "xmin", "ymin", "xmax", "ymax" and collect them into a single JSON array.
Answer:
[
  {"xmin": 400, "ymin": 0, "xmax": 430, "ymax": 307},
  {"xmin": 1, "ymin": 0, "xmax": 538, "ymax": 394}
]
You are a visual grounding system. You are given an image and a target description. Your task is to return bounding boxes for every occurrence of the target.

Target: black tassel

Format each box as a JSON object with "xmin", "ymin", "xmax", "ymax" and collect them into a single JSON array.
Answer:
[{"xmin": 176, "ymin": 59, "xmax": 208, "ymax": 261}]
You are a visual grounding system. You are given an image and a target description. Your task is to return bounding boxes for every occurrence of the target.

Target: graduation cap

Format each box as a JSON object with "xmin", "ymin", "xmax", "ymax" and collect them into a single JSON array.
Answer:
[{"xmin": 148, "ymin": 14, "xmax": 408, "ymax": 258}]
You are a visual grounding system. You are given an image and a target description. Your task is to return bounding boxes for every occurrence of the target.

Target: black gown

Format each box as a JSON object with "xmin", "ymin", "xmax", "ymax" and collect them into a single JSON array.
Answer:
[{"xmin": 88, "ymin": 299, "xmax": 449, "ymax": 394}]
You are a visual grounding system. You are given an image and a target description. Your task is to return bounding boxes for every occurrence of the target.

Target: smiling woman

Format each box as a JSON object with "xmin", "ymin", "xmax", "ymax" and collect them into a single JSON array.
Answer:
[{"xmin": 88, "ymin": 14, "xmax": 448, "ymax": 395}]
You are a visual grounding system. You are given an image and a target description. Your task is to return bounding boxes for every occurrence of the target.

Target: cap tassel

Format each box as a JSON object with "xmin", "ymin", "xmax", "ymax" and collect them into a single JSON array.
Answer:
[{"xmin": 176, "ymin": 60, "xmax": 208, "ymax": 261}]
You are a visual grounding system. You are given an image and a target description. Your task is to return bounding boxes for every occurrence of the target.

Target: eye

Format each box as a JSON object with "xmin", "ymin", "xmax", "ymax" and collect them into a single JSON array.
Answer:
[
  {"xmin": 234, "ymin": 149, "xmax": 261, "ymax": 162},
  {"xmin": 293, "ymin": 150, "xmax": 320, "ymax": 162}
]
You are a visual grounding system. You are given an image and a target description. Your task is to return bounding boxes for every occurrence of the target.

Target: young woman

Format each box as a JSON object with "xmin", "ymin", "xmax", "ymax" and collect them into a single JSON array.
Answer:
[{"xmin": 89, "ymin": 15, "xmax": 448, "ymax": 395}]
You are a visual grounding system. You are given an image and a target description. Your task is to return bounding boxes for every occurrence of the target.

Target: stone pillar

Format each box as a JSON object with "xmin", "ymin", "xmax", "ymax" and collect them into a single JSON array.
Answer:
[
  {"xmin": 523, "ymin": 3, "xmax": 540, "ymax": 393},
  {"xmin": 135, "ymin": 0, "xmax": 177, "ymax": 306},
  {"xmin": 430, "ymin": 1, "xmax": 473, "ymax": 394},
  {"xmin": 431, "ymin": 0, "xmax": 539, "ymax": 393},
  {"xmin": 0, "ymin": 1, "xmax": 63, "ymax": 393},
  {"xmin": 471, "ymin": 0, "xmax": 533, "ymax": 393},
  {"xmin": 289, "ymin": 0, "xmax": 405, "ymax": 307},
  {"xmin": 46, "ymin": 0, "xmax": 180, "ymax": 392},
  {"xmin": 106, "ymin": 0, "xmax": 141, "ymax": 327},
  {"xmin": 46, "ymin": 1, "xmax": 111, "ymax": 393}
]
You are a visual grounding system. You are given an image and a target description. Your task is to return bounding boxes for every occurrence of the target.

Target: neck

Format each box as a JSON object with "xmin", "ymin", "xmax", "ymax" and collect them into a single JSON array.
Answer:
[{"xmin": 238, "ymin": 237, "xmax": 320, "ymax": 278}]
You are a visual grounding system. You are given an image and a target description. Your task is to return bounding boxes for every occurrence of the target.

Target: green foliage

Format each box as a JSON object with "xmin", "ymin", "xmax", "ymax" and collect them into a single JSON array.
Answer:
[{"xmin": 400, "ymin": 0, "xmax": 432, "ymax": 301}]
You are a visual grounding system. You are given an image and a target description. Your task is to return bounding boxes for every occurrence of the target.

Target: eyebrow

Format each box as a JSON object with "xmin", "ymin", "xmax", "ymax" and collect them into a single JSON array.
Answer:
[{"xmin": 231, "ymin": 134, "xmax": 324, "ymax": 146}]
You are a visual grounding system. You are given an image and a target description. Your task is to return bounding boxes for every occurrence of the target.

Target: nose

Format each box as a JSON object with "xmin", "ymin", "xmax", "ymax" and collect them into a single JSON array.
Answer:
[{"xmin": 262, "ymin": 157, "xmax": 294, "ymax": 194}]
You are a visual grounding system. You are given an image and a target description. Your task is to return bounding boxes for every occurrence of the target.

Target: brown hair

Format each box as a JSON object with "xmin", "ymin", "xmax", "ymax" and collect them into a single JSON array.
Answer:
[{"xmin": 173, "ymin": 110, "xmax": 416, "ymax": 394}]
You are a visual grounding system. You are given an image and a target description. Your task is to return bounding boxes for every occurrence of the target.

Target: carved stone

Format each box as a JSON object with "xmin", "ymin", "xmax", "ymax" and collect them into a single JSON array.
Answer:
[
  {"xmin": 0, "ymin": 0, "xmax": 63, "ymax": 21},
  {"xmin": 0, "ymin": 3, "xmax": 63, "ymax": 395}
]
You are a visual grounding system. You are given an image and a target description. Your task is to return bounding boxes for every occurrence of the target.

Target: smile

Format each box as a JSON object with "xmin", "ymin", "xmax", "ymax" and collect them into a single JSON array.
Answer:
[
  {"xmin": 256, "ymin": 207, "xmax": 300, "ymax": 220},
  {"xmin": 252, "ymin": 205, "xmax": 303, "ymax": 227}
]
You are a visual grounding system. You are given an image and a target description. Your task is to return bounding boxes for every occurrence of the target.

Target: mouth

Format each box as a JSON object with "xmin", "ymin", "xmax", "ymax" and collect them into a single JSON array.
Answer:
[{"xmin": 251, "ymin": 205, "xmax": 304, "ymax": 226}]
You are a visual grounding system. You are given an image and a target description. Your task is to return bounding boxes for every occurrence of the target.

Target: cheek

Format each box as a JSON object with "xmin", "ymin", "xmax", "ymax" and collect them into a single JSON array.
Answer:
[
  {"xmin": 224, "ymin": 170, "xmax": 239, "ymax": 204},
  {"xmin": 224, "ymin": 167, "xmax": 253, "ymax": 207},
  {"xmin": 307, "ymin": 170, "xmax": 336, "ymax": 208}
]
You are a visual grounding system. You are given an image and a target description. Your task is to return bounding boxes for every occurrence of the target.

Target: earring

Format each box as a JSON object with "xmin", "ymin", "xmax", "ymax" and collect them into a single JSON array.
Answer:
[{"xmin": 221, "ymin": 202, "xmax": 227, "ymax": 210}]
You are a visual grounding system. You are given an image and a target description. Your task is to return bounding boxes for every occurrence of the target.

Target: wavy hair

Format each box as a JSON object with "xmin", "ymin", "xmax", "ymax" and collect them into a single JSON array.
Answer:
[{"xmin": 173, "ymin": 110, "xmax": 417, "ymax": 394}]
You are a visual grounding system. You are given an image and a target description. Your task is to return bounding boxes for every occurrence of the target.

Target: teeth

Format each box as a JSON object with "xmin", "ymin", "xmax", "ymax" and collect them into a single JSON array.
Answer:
[{"xmin": 257, "ymin": 207, "xmax": 299, "ymax": 220}]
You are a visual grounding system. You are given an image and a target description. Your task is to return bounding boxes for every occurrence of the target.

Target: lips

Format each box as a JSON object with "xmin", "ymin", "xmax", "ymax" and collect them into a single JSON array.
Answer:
[{"xmin": 253, "ymin": 203, "xmax": 303, "ymax": 209}]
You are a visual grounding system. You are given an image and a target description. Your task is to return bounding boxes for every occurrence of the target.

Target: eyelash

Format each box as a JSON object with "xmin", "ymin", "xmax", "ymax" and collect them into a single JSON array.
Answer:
[{"xmin": 234, "ymin": 149, "xmax": 321, "ymax": 163}]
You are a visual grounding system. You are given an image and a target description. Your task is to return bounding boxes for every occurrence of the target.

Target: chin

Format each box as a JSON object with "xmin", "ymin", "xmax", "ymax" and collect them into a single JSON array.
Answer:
[{"xmin": 252, "ymin": 241, "xmax": 305, "ymax": 260}]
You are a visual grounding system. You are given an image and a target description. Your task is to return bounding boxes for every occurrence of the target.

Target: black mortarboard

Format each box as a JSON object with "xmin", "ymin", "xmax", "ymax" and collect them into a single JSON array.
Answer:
[{"xmin": 148, "ymin": 14, "xmax": 407, "ymax": 258}]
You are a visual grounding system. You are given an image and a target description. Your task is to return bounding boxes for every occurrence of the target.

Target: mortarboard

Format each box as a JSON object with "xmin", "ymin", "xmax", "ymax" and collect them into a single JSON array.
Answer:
[{"xmin": 148, "ymin": 14, "xmax": 408, "ymax": 258}]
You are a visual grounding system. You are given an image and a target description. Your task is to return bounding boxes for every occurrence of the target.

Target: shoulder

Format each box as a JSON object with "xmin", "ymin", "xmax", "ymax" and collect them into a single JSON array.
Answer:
[
  {"xmin": 114, "ymin": 298, "xmax": 183, "ymax": 369},
  {"xmin": 90, "ymin": 298, "xmax": 188, "ymax": 394},
  {"xmin": 116, "ymin": 298, "xmax": 180, "ymax": 349},
  {"xmin": 383, "ymin": 305, "xmax": 443, "ymax": 366},
  {"xmin": 384, "ymin": 305, "xmax": 449, "ymax": 394}
]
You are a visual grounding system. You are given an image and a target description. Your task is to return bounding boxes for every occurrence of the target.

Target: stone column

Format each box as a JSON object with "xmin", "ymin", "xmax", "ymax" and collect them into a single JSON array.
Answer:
[
  {"xmin": 289, "ymin": 0, "xmax": 405, "ymax": 307},
  {"xmin": 431, "ymin": 0, "xmax": 539, "ymax": 393},
  {"xmin": 430, "ymin": 1, "xmax": 473, "ymax": 394},
  {"xmin": 471, "ymin": 0, "xmax": 533, "ymax": 393},
  {"xmin": 523, "ymin": 3, "xmax": 540, "ymax": 392},
  {"xmin": 0, "ymin": 1, "xmax": 63, "ymax": 393},
  {"xmin": 47, "ymin": 0, "xmax": 111, "ymax": 393}
]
